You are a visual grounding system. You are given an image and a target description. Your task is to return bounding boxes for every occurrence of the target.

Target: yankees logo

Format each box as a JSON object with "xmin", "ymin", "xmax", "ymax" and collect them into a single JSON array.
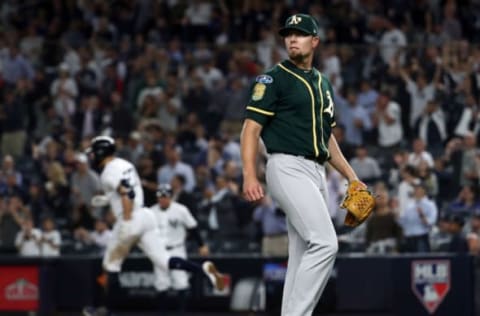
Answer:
[
  {"xmin": 169, "ymin": 219, "xmax": 179, "ymax": 228},
  {"xmin": 289, "ymin": 15, "xmax": 302, "ymax": 25}
]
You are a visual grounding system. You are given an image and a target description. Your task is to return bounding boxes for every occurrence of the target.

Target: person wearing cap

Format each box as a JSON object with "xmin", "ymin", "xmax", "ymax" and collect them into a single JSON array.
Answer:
[
  {"xmin": 240, "ymin": 13, "xmax": 364, "ymax": 316},
  {"xmin": 71, "ymin": 152, "xmax": 102, "ymax": 208},
  {"xmin": 150, "ymin": 183, "xmax": 209, "ymax": 313},
  {"xmin": 444, "ymin": 213, "xmax": 469, "ymax": 254},
  {"xmin": 397, "ymin": 179, "xmax": 438, "ymax": 252}
]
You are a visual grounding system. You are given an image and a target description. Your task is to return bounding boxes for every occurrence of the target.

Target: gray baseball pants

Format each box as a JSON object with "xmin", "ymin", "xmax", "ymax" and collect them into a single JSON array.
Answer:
[{"xmin": 266, "ymin": 153, "xmax": 338, "ymax": 316}]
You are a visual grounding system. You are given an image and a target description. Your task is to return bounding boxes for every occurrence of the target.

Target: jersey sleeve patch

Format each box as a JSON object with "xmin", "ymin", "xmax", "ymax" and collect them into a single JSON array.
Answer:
[
  {"xmin": 251, "ymin": 83, "xmax": 267, "ymax": 101},
  {"xmin": 256, "ymin": 74, "xmax": 273, "ymax": 84}
]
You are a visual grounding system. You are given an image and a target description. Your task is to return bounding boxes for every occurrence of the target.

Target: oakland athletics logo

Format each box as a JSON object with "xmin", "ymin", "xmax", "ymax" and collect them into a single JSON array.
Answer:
[
  {"xmin": 289, "ymin": 15, "xmax": 302, "ymax": 25},
  {"xmin": 324, "ymin": 90, "xmax": 334, "ymax": 117}
]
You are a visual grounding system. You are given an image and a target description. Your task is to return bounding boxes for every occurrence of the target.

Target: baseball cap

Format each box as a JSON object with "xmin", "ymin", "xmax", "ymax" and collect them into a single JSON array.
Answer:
[
  {"xmin": 156, "ymin": 183, "xmax": 173, "ymax": 198},
  {"xmin": 279, "ymin": 14, "xmax": 319, "ymax": 37}
]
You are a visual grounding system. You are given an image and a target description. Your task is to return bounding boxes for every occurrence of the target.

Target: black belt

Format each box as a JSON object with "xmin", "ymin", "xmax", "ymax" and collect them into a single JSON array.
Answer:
[
  {"xmin": 270, "ymin": 152, "xmax": 324, "ymax": 164},
  {"xmin": 303, "ymin": 155, "xmax": 324, "ymax": 164}
]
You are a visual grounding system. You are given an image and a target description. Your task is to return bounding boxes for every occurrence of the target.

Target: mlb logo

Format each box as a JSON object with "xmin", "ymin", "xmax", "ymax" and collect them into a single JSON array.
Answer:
[{"xmin": 411, "ymin": 260, "xmax": 450, "ymax": 314}]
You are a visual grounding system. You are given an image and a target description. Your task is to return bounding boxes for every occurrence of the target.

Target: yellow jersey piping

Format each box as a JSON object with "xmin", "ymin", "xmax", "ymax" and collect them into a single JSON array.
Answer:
[
  {"xmin": 278, "ymin": 63, "xmax": 319, "ymax": 157},
  {"xmin": 246, "ymin": 106, "xmax": 275, "ymax": 116},
  {"xmin": 316, "ymin": 72, "xmax": 330, "ymax": 160}
]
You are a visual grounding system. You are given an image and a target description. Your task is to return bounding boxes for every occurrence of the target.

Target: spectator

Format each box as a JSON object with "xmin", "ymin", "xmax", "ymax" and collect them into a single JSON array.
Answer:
[
  {"xmin": 2, "ymin": 43, "xmax": 35, "ymax": 85},
  {"xmin": 366, "ymin": 183, "xmax": 403, "ymax": 254},
  {"xmin": 73, "ymin": 96, "xmax": 102, "ymax": 140},
  {"xmin": 25, "ymin": 181, "xmax": 48, "ymax": 227},
  {"xmin": 138, "ymin": 156, "xmax": 158, "ymax": 207},
  {"xmin": 253, "ymin": 193, "xmax": 288, "ymax": 257},
  {"xmin": 183, "ymin": 0, "xmax": 214, "ymax": 41},
  {"xmin": 398, "ymin": 66, "xmax": 438, "ymax": 129},
  {"xmin": 156, "ymin": 77, "xmax": 183, "ymax": 133},
  {"xmin": 413, "ymin": 99, "xmax": 447, "ymax": 158},
  {"xmin": 40, "ymin": 216, "xmax": 61, "ymax": 257},
  {"xmin": 387, "ymin": 149, "xmax": 410, "ymax": 194},
  {"xmin": 416, "ymin": 160, "xmax": 439, "ymax": 199},
  {"xmin": 199, "ymin": 175, "xmax": 245, "ymax": 249},
  {"xmin": 466, "ymin": 212, "xmax": 480, "ymax": 255},
  {"xmin": 194, "ymin": 57, "xmax": 224, "ymax": 92},
  {"xmin": 44, "ymin": 161, "xmax": 71, "ymax": 222},
  {"xmin": 70, "ymin": 153, "xmax": 102, "ymax": 208},
  {"xmin": 136, "ymin": 70, "xmax": 164, "ymax": 114},
  {"xmin": 429, "ymin": 214, "xmax": 452, "ymax": 252},
  {"xmin": 349, "ymin": 145, "xmax": 382, "ymax": 185},
  {"xmin": 0, "ymin": 195, "xmax": 29, "ymax": 253},
  {"xmin": 0, "ymin": 88, "xmax": 27, "ymax": 158},
  {"xmin": 446, "ymin": 185, "xmax": 480, "ymax": 218},
  {"xmin": 444, "ymin": 213, "xmax": 469, "ymax": 254},
  {"xmin": 371, "ymin": 89, "xmax": 404, "ymax": 167},
  {"xmin": 441, "ymin": 2, "xmax": 462, "ymax": 40},
  {"xmin": 50, "ymin": 63, "xmax": 78, "ymax": 123},
  {"xmin": 397, "ymin": 180, "xmax": 438, "ymax": 252},
  {"xmin": 14, "ymin": 217, "xmax": 41, "ymax": 256},
  {"xmin": 157, "ymin": 145, "xmax": 196, "ymax": 193},
  {"xmin": 219, "ymin": 77, "xmax": 249, "ymax": 137},
  {"xmin": 89, "ymin": 218, "xmax": 113, "ymax": 254},
  {"xmin": 459, "ymin": 132, "xmax": 479, "ymax": 187},
  {"xmin": 171, "ymin": 174, "xmax": 199, "ymax": 218},
  {"xmin": 103, "ymin": 91, "xmax": 135, "ymax": 140},
  {"xmin": 335, "ymin": 88, "xmax": 372, "ymax": 146},
  {"xmin": 379, "ymin": 16, "xmax": 407, "ymax": 66},
  {"xmin": 357, "ymin": 79, "xmax": 379, "ymax": 116},
  {"xmin": 321, "ymin": 44, "xmax": 342, "ymax": 92},
  {"xmin": 407, "ymin": 138, "xmax": 435, "ymax": 168}
]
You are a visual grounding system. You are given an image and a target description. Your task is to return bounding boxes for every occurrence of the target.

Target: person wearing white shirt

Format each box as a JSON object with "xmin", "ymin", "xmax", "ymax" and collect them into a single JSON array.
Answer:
[
  {"xmin": 396, "ymin": 165, "xmax": 418, "ymax": 217},
  {"xmin": 50, "ymin": 63, "xmax": 78, "ymax": 120},
  {"xmin": 372, "ymin": 90, "xmax": 404, "ymax": 169},
  {"xmin": 373, "ymin": 91, "xmax": 403, "ymax": 148},
  {"xmin": 397, "ymin": 180, "xmax": 438, "ymax": 252},
  {"xmin": 379, "ymin": 18, "xmax": 407, "ymax": 65},
  {"xmin": 90, "ymin": 218, "xmax": 113, "ymax": 254},
  {"xmin": 151, "ymin": 183, "xmax": 209, "ymax": 313},
  {"xmin": 407, "ymin": 138, "xmax": 434, "ymax": 168},
  {"xmin": 40, "ymin": 217, "xmax": 61, "ymax": 257},
  {"xmin": 15, "ymin": 218, "xmax": 41, "ymax": 256}
]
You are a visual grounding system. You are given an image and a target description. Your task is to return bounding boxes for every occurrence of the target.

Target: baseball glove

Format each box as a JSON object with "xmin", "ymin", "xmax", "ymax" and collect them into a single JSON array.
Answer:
[{"xmin": 341, "ymin": 180, "xmax": 375, "ymax": 227}]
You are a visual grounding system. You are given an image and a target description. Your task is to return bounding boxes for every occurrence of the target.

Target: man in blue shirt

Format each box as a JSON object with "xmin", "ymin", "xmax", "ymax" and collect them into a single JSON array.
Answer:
[{"xmin": 397, "ymin": 180, "xmax": 438, "ymax": 252}]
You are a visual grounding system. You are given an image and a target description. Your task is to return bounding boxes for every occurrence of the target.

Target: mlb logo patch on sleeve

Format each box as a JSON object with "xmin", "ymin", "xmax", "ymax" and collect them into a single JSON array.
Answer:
[{"xmin": 256, "ymin": 74, "xmax": 273, "ymax": 84}]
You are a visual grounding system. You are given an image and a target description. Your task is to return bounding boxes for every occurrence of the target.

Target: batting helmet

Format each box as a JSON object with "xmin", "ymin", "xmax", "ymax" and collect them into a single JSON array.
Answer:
[
  {"xmin": 86, "ymin": 136, "xmax": 116, "ymax": 168},
  {"xmin": 156, "ymin": 183, "xmax": 173, "ymax": 198}
]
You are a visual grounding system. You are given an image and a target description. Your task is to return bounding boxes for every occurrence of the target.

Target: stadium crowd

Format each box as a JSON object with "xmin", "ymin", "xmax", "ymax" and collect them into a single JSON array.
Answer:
[{"xmin": 0, "ymin": 0, "xmax": 480, "ymax": 258}]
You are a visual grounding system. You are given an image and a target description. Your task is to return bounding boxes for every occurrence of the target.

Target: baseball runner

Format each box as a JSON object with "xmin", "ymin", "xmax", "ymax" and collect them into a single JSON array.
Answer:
[
  {"xmin": 83, "ymin": 136, "xmax": 223, "ymax": 316},
  {"xmin": 151, "ymin": 183, "xmax": 210, "ymax": 313},
  {"xmin": 240, "ymin": 14, "xmax": 365, "ymax": 316}
]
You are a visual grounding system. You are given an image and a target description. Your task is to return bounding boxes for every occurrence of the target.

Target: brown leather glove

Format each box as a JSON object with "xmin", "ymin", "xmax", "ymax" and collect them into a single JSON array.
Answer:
[{"xmin": 341, "ymin": 180, "xmax": 375, "ymax": 227}]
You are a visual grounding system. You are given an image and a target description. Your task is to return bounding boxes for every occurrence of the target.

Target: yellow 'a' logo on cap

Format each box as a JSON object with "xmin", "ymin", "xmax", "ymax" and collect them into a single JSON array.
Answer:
[{"xmin": 289, "ymin": 15, "xmax": 302, "ymax": 25}]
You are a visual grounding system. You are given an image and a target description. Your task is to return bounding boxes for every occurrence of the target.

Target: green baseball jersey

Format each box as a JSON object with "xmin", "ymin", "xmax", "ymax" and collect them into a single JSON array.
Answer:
[{"xmin": 245, "ymin": 60, "xmax": 336, "ymax": 163}]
